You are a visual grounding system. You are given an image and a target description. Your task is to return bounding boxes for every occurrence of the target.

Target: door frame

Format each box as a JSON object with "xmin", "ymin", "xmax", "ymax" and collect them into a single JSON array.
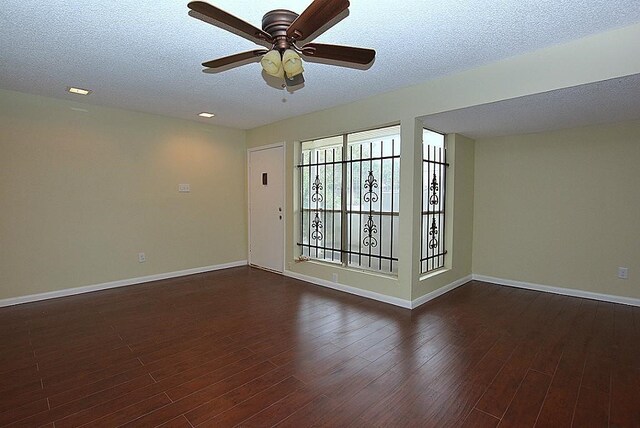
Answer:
[{"xmin": 247, "ymin": 143, "xmax": 286, "ymax": 273}]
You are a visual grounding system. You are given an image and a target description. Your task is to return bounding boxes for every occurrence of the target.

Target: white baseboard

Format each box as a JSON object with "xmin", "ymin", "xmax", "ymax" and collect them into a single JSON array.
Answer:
[
  {"xmin": 472, "ymin": 274, "xmax": 640, "ymax": 307},
  {"xmin": 13, "ymin": 264, "xmax": 633, "ymax": 312},
  {"xmin": 283, "ymin": 270, "xmax": 412, "ymax": 308},
  {"xmin": 0, "ymin": 260, "xmax": 248, "ymax": 308},
  {"xmin": 411, "ymin": 275, "xmax": 473, "ymax": 309},
  {"xmin": 283, "ymin": 270, "xmax": 473, "ymax": 309}
]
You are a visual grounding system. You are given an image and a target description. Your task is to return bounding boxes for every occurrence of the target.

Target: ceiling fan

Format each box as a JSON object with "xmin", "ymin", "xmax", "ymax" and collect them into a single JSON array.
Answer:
[{"xmin": 187, "ymin": 0, "xmax": 376, "ymax": 88}]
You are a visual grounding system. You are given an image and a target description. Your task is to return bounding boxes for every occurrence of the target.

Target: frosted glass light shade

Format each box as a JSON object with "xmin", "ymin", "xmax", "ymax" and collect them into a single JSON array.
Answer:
[
  {"xmin": 282, "ymin": 49, "xmax": 304, "ymax": 78},
  {"xmin": 261, "ymin": 50, "xmax": 284, "ymax": 78}
]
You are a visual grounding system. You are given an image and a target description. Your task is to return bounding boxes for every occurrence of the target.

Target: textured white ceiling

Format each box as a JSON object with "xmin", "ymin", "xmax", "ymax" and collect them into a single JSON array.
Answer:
[
  {"xmin": 421, "ymin": 74, "xmax": 640, "ymax": 139},
  {"xmin": 1, "ymin": 0, "xmax": 640, "ymax": 129}
]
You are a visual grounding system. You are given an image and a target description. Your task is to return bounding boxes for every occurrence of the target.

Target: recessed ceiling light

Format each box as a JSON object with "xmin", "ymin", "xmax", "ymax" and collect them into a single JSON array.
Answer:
[
  {"xmin": 67, "ymin": 86, "xmax": 92, "ymax": 95},
  {"xmin": 198, "ymin": 112, "xmax": 215, "ymax": 118}
]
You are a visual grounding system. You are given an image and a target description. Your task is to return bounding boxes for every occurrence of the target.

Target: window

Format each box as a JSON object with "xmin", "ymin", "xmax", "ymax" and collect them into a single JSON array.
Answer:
[
  {"xmin": 299, "ymin": 125, "xmax": 400, "ymax": 273},
  {"xmin": 421, "ymin": 129, "xmax": 448, "ymax": 273}
]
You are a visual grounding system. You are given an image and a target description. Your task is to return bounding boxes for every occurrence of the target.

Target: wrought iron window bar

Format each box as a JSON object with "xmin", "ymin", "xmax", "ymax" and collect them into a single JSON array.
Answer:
[
  {"xmin": 421, "ymin": 135, "xmax": 449, "ymax": 273},
  {"xmin": 298, "ymin": 132, "xmax": 400, "ymax": 273}
]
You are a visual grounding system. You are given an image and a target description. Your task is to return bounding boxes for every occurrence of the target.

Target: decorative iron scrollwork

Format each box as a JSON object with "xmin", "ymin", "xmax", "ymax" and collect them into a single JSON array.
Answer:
[
  {"xmin": 428, "ymin": 217, "xmax": 439, "ymax": 249},
  {"xmin": 363, "ymin": 215, "xmax": 378, "ymax": 248},
  {"xmin": 311, "ymin": 174, "xmax": 323, "ymax": 203},
  {"xmin": 363, "ymin": 170, "xmax": 379, "ymax": 203},
  {"xmin": 429, "ymin": 172, "xmax": 439, "ymax": 205},
  {"xmin": 311, "ymin": 212, "xmax": 323, "ymax": 241}
]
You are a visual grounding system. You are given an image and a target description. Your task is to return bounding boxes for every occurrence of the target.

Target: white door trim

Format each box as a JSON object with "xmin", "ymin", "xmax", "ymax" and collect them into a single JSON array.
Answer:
[{"xmin": 247, "ymin": 143, "xmax": 286, "ymax": 273}]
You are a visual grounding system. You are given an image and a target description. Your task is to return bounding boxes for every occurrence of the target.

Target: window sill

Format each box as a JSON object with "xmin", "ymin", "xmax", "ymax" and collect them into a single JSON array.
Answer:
[
  {"xmin": 292, "ymin": 258, "xmax": 399, "ymax": 280},
  {"xmin": 419, "ymin": 267, "xmax": 449, "ymax": 282}
]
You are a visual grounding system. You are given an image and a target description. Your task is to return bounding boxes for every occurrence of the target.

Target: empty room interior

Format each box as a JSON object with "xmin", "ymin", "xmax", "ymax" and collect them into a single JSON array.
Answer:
[{"xmin": 1, "ymin": 0, "xmax": 640, "ymax": 426}]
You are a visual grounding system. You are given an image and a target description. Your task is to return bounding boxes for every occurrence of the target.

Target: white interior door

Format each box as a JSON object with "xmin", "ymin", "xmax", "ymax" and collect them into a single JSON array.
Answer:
[{"xmin": 248, "ymin": 145, "xmax": 284, "ymax": 273}]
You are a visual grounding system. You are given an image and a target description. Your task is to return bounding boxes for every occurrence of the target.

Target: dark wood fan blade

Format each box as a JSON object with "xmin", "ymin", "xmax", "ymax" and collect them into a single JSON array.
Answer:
[
  {"xmin": 301, "ymin": 43, "xmax": 375, "ymax": 65},
  {"xmin": 188, "ymin": 1, "xmax": 273, "ymax": 43},
  {"xmin": 202, "ymin": 49, "xmax": 268, "ymax": 69},
  {"xmin": 286, "ymin": 0, "xmax": 350, "ymax": 41}
]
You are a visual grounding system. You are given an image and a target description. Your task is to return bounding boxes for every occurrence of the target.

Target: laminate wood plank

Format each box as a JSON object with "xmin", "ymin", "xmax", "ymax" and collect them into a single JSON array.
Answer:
[
  {"xmin": 360, "ymin": 384, "xmax": 441, "ymax": 427},
  {"xmin": 0, "ymin": 267, "xmax": 635, "ymax": 427},
  {"xmin": 397, "ymin": 353, "xmax": 505, "ymax": 427},
  {"xmin": 81, "ymin": 393, "xmax": 172, "ymax": 427},
  {"xmin": 195, "ymin": 376, "xmax": 303, "ymax": 427},
  {"xmin": 388, "ymin": 334, "xmax": 453, "ymax": 376},
  {"xmin": 37, "ymin": 345, "xmax": 134, "ymax": 376},
  {"xmin": 461, "ymin": 409, "xmax": 500, "ymax": 428},
  {"xmin": 121, "ymin": 360, "xmax": 279, "ymax": 427},
  {"xmin": 391, "ymin": 352, "xmax": 485, "ymax": 425},
  {"xmin": 490, "ymin": 334, "xmax": 519, "ymax": 361},
  {"xmin": 47, "ymin": 363, "xmax": 150, "ymax": 408},
  {"xmin": 33, "ymin": 334, "xmax": 125, "ymax": 362},
  {"xmin": 238, "ymin": 386, "xmax": 321, "ymax": 427},
  {"xmin": 304, "ymin": 355, "xmax": 372, "ymax": 396},
  {"xmin": 273, "ymin": 394, "xmax": 339, "ymax": 428},
  {"xmin": 612, "ymin": 303, "xmax": 640, "ymax": 368},
  {"xmin": 0, "ymin": 378, "xmax": 44, "ymax": 411},
  {"xmin": 497, "ymin": 369, "xmax": 551, "ymax": 427},
  {"xmin": 529, "ymin": 296, "xmax": 582, "ymax": 375},
  {"xmin": 0, "ymin": 350, "xmax": 36, "ymax": 374},
  {"xmin": 161, "ymin": 351, "xmax": 263, "ymax": 401},
  {"xmin": 535, "ymin": 348, "xmax": 585, "ymax": 428},
  {"xmin": 0, "ymin": 398, "xmax": 49, "ymax": 426},
  {"xmin": 422, "ymin": 384, "xmax": 488, "ymax": 428},
  {"xmin": 0, "ymin": 365, "xmax": 40, "ymax": 392},
  {"xmin": 426, "ymin": 339, "xmax": 498, "ymax": 394},
  {"xmin": 323, "ymin": 347, "xmax": 412, "ymax": 402},
  {"xmin": 572, "ymin": 386, "xmax": 610, "ymax": 428},
  {"xmin": 138, "ymin": 334, "xmax": 233, "ymax": 365},
  {"xmin": 474, "ymin": 343, "xmax": 538, "ymax": 418},
  {"xmin": 185, "ymin": 373, "xmax": 301, "ymax": 426},
  {"xmin": 147, "ymin": 339, "xmax": 244, "ymax": 382},
  {"xmin": 267, "ymin": 341, "xmax": 342, "ymax": 369},
  {"xmin": 14, "ymin": 374, "xmax": 156, "ymax": 427},
  {"xmin": 609, "ymin": 364, "xmax": 640, "ymax": 427},
  {"xmin": 42, "ymin": 357, "xmax": 144, "ymax": 396},
  {"xmin": 52, "ymin": 352, "xmax": 265, "ymax": 428},
  {"xmin": 157, "ymin": 415, "xmax": 193, "ymax": 428},
  {"xmin": 580, "ymin": 353, "xmax": 612, "ymax": 393},
  {"xmin": 562, "ymin": 299, "xmax": 600, "ymax": 355},
  {"xmin": 312, "ymin": 367, "xmax": 409, "ymax": 426},
  {"xmin": 588, "ymin": 301, "xmax": 615, "ymax": 355}
]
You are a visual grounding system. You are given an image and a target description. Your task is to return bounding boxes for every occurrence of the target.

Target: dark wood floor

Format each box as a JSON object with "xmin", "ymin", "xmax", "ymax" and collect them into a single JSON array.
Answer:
[{"xmin": 1, "ymin": 267, "xmax": 639, "ymax": 427}]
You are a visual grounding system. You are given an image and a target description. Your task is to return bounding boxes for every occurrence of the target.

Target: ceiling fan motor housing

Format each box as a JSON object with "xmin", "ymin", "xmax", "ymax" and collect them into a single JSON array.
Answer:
[{"xmin": 262, "ymin": 9, "xmax": 299, "ymax": 50}]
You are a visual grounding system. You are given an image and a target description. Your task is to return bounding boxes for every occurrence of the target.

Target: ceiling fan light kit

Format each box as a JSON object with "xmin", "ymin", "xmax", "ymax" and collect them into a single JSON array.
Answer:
[
  {"xmin": 282, "ymin": 49, "xmax": 304, "ymax": 78},
  {"xmin": 187, "ymin": 0, "xmax": 375, "ymax": 89},
  {"xmin": 261, "ymin": 50, "xmax": 285, "ymax": 78}
]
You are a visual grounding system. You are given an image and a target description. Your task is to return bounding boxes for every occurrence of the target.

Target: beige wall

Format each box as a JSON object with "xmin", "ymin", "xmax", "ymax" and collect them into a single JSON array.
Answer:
[
  {"xmin": 473, "ymin": 119, "xmax": 640, "ymax": 299},
  {"xmin": 247, "ymin": 22, "xmax": 640, "ymax": 302},
  {"xmin": 2, "ymin": 22, "xmax": 640, "ymax": 303},
  {"xmin": 0, "ymin": 89, "xmax": 247, "ymax": 300}
]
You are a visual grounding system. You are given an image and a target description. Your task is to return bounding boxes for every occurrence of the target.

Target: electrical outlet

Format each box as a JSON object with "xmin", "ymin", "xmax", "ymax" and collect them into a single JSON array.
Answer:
[
  {"xmin": 332, "ymin": 273, "xmax": 338, "ymax": 283},
  {"xmin": 618, "ymin": 267, "xmax": 628, "ymax": 279},
  {"xmin": 178, "ymin": 184, "xmax": 190, "ymax": 193},
  {"xmin": 138, "ymin": 252, "xmax": 146, "ymax": 263}
]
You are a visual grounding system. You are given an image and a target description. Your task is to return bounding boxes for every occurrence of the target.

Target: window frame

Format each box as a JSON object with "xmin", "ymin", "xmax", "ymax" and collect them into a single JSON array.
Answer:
[
  {"xmin": 420, "ymin": 128, "xmax": 449, "ymax": 274},
  {"xmin": 297, "ymin": 125, "xmax": 401, "ymax": 274}
]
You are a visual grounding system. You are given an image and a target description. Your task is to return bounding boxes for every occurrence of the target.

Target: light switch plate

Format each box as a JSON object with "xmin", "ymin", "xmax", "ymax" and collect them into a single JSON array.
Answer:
[{"xmin": 178, "ymin": 184, "xmax": 190, "ymax": 193}]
